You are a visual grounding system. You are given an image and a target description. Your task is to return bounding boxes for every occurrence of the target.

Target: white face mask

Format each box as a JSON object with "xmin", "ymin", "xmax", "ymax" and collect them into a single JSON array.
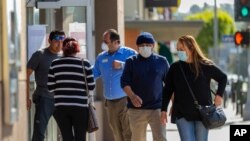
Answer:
[
  {"xmin": 101, "ymin": 42, "xmax": 109, "ymax": 51},
  {"xmin": 139, "ymin": 46, "xmax": 152, "ymax": 58}
]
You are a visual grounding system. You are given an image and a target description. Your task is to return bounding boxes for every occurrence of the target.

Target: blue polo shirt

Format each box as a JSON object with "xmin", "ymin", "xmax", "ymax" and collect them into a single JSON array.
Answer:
[{"xmin": 93, "ymin": 46, "xmax": 137, "ymax": 100}]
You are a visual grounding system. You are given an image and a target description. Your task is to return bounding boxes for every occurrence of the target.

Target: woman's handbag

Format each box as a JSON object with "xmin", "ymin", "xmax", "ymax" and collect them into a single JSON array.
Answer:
[
  {"xmin": 198, "ymin": 104, "xmax": 227, "ymax": 129},
  {"xmin": 179, "ymin": 62, "xmax": 227, "ymax": 129},
  {"xmin": 82, "ymin": 59, "xmax": 99, "ymax": 133},
  {"xmin": 87, "ymin": 103, "xmax": 99, "ymax": 133}
]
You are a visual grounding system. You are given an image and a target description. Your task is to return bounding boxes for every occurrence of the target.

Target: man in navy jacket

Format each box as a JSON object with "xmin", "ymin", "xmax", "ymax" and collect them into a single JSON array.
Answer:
[{"xmin": 121, "ymin": 32, "xmax": 169, "ymax": 141}]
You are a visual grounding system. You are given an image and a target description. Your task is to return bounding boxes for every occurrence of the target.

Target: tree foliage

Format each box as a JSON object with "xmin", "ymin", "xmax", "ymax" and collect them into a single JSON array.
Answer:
[{"xmin": 186, "ymin": 9, "xmax": 236, "ymax": 53}]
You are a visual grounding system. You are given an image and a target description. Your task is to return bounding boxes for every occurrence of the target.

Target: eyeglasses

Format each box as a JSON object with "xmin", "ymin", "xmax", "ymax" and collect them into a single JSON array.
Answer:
[{"xmin": 52, "ymin": 35, "xmax": 65, "ymax": 41}]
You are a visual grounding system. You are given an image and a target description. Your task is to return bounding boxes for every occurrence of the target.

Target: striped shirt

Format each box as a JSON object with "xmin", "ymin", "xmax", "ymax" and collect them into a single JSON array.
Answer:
[{"xmin": 48, "ymin": 56, "xmax": 95, "ymax": 108}]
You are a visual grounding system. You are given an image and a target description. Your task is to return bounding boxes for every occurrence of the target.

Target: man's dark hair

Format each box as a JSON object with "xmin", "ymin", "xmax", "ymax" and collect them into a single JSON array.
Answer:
[
  {"xmin": 107, "ymin": 29, "xmax": 120, "ymax": 43},
  {"xmin": 49, "ymin": 30, "xmax": 65, "ymax": 41}
]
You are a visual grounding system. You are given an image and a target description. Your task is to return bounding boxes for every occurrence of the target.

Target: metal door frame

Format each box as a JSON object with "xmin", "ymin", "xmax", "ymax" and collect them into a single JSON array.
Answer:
[{"xmin": 27, "ymin": 0, "xmax": 95, "ymax": 63}]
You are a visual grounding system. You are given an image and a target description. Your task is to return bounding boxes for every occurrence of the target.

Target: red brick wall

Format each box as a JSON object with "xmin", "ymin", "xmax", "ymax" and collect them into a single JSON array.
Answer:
[{"xmin": 125, "ymin": 29, "xmax": 140, "ymax": 51}]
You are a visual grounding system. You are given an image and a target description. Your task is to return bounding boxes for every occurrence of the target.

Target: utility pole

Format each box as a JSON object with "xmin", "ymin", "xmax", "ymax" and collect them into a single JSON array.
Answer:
[
  {"xmin": 234, "ymin": 0, "xmax": 250, "ymax": 120},
  {"xmin": 243, "ymin": 28, "xmax": 250, "ymax": 120},
  {"xmin": 213, "ymin": 0, "xmax": 219, "ymax": 63}
]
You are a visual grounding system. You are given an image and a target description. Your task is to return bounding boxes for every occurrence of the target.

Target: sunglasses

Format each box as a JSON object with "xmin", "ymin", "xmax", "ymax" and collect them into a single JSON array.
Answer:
[{"xmin": 52, "ymin": 35, "xmax": 65, "ymax": 41}]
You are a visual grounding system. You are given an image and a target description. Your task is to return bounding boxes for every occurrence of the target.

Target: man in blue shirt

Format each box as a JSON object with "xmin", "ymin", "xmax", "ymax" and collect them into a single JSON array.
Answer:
[
  {"xmin": 93, "ymin": 29, "xmax": 136, "ymax": 141},
  {"xmin": 121, "ymin": 32, "xmax": 169, "ymax": 141}
]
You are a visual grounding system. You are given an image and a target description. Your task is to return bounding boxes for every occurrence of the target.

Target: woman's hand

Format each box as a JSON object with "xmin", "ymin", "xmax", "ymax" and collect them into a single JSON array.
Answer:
[
  {"xmin": 161, "ymin": 111, "xmax": 168, "ymax": 127},
  {"xmin": 214, "ymin": 95, "xmax": 223, "ymax": 106}
]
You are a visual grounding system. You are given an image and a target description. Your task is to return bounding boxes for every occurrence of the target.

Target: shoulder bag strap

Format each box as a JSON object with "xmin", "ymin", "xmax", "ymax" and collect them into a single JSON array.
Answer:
[
  {"xmin": 82, "ymin": 59, "xmax": 89, "ymax": 96},
  {"xmin": 178, "ymin": 61, "xmax": 200, "ymax": 108}
]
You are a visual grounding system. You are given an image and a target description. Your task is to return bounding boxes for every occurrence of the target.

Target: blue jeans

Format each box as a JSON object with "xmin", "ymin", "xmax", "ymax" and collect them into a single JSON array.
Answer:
[
  {"xmin": 32, "ymin": 95, "xmax": 54, "ymax": 141},
  {"xmin": 176, "ymin": 118, "xmax": 208, "ymax": 141}
]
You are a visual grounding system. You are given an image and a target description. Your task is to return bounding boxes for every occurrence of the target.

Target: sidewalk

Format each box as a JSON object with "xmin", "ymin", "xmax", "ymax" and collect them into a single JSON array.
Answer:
[{"xmin": 223, "ymin": 101, "xmax": 243, "ymax": 124}]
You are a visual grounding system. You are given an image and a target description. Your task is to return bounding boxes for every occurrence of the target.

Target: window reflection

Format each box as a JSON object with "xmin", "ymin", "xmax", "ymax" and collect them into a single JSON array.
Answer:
[{"xmin": 5, "ymin": 0, "xmax": 21, "ymax": 124}]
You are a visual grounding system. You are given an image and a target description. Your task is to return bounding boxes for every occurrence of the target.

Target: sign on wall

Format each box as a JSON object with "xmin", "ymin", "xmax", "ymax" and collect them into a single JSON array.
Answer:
[
  {"xmin": 27, "ymin": 25, "xmax": 47, "ymax": 60},
  {"xmin": 145, "ymin": 0, "xmax": 178, "ymax": 7}
]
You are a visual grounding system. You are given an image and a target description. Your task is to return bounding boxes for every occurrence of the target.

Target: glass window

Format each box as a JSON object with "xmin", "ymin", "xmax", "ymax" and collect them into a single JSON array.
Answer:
[{"xmin": 4, "ymin": 0, "xmax": 21, "ymax": 125}]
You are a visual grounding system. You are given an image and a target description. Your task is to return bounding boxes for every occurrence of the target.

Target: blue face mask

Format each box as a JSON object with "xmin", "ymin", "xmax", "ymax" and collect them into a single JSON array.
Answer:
[{"xmin": 177, "ymin": 51, "xmax": 187, "ymax": 61}]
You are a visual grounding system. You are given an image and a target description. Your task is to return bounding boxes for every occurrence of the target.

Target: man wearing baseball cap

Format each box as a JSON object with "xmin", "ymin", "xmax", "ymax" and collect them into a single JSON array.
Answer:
[{"xmin": 121, "ymin": 32, "xmax": 169, "ymax": 141}]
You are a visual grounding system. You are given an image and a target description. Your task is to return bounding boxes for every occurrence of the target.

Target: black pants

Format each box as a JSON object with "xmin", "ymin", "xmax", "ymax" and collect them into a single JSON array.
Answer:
[{"xmin": 54, "ymin": 107, "xmax": 88, "ymax": 141}]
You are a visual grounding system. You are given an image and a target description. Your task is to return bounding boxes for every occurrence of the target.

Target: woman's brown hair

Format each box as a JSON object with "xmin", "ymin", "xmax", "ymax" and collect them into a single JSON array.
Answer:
[
  {"xmin": 178, "ymin": 35, "xmax": 213, "ymax": 78},
  {"xmin": 62, "ymin": 37, "xmax": 80, "ymax": 56}
]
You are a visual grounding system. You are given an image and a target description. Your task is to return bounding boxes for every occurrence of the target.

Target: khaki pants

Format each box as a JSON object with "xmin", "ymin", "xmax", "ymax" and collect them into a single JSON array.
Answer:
[
  {"xmin": 105, "ymin": 97, "xmax": 131, "ymax": 141},
  {"xmin": 128, "ymin": 109, "xmax": 167, "ymax": 141}
]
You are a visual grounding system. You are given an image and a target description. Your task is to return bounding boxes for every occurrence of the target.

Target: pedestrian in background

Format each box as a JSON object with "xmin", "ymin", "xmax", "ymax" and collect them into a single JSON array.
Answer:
[
  {"xmin": 48, "ymin": 37, "xmax": 95, "ymax": 141},
  {"xmin": 93, "ymin": 29, "xmax": 136, "ymax": 141},
  {"xmin": 121, "ymin": 32, "xmax": 169, "ymax": 141},
  {"xmin": 161, "ymin": 35, "xmax": 227, "ymax": 141},
  {"xmin": 26, "ymin": 30, "xmax": 65, "ymax": 141}
]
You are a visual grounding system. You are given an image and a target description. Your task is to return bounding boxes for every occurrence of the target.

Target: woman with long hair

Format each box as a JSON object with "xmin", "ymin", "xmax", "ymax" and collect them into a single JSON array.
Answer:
[{"xmin": 161, "ymin": 35, "xmax": 227, "ymax": 141}]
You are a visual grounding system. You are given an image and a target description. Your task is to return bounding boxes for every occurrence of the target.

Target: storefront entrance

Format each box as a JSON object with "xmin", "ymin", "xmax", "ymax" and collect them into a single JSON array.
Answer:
[{"xmin": 26, "ymin": 0, "xmax": 94, "ymax": 140}]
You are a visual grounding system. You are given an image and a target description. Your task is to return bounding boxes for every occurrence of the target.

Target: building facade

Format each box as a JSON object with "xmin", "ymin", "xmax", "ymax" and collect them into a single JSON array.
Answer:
[{"xmin": 0, "ymin": 0, "xmax": 28, "ymax": 140}]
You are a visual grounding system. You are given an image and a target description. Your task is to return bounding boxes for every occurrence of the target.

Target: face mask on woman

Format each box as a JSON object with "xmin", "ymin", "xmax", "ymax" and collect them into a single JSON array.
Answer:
[
  {"xmin": 177, "ymin": 51, "xmax": 188, "ymax": 61},
  {"xmin": 139, "ymin": 46, "xmax": 152, "ymax": 58},
  {"xmin": 101, "ymin": 42, "xmax": 109, "ymax": 51}
]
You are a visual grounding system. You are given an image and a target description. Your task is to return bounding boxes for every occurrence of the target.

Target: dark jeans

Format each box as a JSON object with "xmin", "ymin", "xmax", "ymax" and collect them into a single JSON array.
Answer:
[
  {"xmin": 32, "ymin": 95, "xmax": 54, "ymax": 141},
  {"xmin": 54, "ymin": 107, "xmax": 88, "ymax": 141}
]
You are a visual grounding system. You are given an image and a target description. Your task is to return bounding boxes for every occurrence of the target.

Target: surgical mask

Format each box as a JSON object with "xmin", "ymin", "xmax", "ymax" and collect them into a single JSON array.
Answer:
[
  {"xmin": 101, "ymin": 42, "xmax": 109, "ymax": 51},
  {"xmin": 177, "ymin": 51, "xmax": 187, "ymax": 61},
  {"xmin": 139, "ymin": 46, "xmax": 152, "ymax": 58}
]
